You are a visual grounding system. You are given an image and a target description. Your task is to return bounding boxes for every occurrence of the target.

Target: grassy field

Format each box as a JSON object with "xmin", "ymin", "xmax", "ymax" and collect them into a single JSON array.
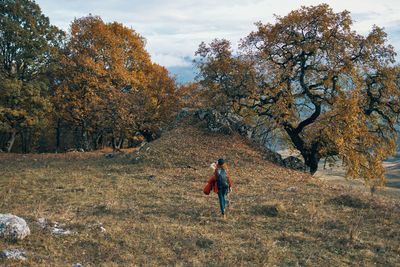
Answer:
[{"xmin": 1, "ymin": 120, "xmax": 400, "ymax": 266}]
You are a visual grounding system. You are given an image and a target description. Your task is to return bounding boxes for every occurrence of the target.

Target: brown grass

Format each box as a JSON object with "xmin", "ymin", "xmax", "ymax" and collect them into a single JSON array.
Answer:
[{"xmin": 1, "ymin": 119, "xmax": 400, "ymax": 266}]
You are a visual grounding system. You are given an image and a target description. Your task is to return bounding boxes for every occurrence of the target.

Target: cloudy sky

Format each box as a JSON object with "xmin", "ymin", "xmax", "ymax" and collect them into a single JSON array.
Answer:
[{"xmin": 36, "ymin": 0, "xmax": 400, "ymax": 83}]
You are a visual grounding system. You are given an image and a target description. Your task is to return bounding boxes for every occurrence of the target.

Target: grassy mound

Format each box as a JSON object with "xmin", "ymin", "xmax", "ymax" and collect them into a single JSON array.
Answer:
[{"xmin": 0, "ymin": 120, "xmax": 399, "ymax": 266}]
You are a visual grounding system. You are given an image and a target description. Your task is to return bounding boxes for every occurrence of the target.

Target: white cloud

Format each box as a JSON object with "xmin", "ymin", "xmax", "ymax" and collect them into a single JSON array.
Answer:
[
  {"xmin": 36, "ymin": 0, "xmax": 400, "ymax": 72},
  {"xmin": 151, "ymin": 53, "xmax": 191, "ymax": 67}
]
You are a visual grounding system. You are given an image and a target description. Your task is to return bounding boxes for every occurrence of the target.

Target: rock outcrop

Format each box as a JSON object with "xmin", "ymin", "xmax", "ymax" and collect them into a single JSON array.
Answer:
[
  {"xmin": 282, "ymin": 156, "xmax": 307, "ymax": 171},
  {"xmin": 0, "ymin": 249, "xmax": 27, "ymax": 261},
  {"xmin": 0, "ymin": 214, "xmax": 30, "ymax": 241}
]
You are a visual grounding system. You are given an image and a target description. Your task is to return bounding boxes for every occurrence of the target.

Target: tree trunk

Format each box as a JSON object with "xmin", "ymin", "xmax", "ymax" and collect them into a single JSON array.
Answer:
[
  {"xmin": 55, "ymin": 119, "xmax": 61, "ymax": 153},
  {"xmin": 98, "ymin": 132, "xmax": 104, "ymax": 150},
  {"xmin": 21, "ymin": 128, "xmax": 32, "ymax": 153},
  {"xmin": 72, "ymin": 127, "xmax": 79, "ymax": 150},
  {"xmin": 111, "ymin": 136, "xmax": 116, "ymax": 151},
  {"xmin": 81, "ymin": 122, "xmax": 90, "ymax": 151},
  {"xmin": 118, "ymin": 137, "xmax": 124, "ymax": 150},
  {"xmin": 304, "ymin": 154, "xmax": 320, "ymax": 175},
  {"xmin": 284, "ymin": 127, "xmax": 321, "ymax": 175},
  {"xmin": 6, "ymin": 131, "xmax": 17, "ymax": 153},
  {"xmin": 20, "ymin": 131, "xmax": 26, "ymax": 153},
  {"xmin": 0, "ymin": 132, "xmax": 7, "ymax": 151}
]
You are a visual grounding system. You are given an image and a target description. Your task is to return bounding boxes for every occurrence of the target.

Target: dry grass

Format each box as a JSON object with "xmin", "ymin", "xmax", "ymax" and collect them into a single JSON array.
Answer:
[{"xmin": 1, "ymin": 119, "xmax": 400, "ymax": 266}]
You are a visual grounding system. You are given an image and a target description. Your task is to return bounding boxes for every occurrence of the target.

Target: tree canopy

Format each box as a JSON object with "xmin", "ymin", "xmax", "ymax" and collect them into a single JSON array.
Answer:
[
  {"xmin": 54, "ymin": 15, "xmax": 177, "ymax": 151},
  {"xmin": 0, "ymin": 1, "xmax": 178, "ymax": 152},
  {"xmin": 196, "ymin": 4, "xmax": 400, "ymax": 185},
  {"xmin": 0, "ymin": 0, "xmax": 64, "ymax": 152}
]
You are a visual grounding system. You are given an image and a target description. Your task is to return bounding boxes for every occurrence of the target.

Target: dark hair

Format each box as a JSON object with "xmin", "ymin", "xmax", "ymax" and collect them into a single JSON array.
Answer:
[{"xmin": 217, "ymin": 158, "xmax": 224, "ymax": 165}]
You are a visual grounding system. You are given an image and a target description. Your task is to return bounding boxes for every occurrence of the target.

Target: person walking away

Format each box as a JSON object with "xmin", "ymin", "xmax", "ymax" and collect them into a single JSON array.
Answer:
[{"xmin": 205, "ymin": 158, "xmax": 232, "ymax": 219}]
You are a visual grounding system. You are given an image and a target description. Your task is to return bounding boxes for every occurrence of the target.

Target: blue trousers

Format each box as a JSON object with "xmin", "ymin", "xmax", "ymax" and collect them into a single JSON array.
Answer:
[{"xmin": 217, "ymin": 188, "xmax": 228, "ymax": 215}]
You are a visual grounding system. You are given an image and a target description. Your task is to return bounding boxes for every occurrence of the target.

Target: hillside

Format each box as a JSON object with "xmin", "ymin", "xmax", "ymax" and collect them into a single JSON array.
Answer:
[{"xmin": 0, "ymin": 119, "xmax": 399, "ymax": 266}]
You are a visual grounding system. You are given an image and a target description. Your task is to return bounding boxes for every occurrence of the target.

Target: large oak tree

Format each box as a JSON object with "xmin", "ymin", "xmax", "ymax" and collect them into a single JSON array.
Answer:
[{"xmin": 196, "ymin": 4, "xmax": 400, "ymax": 185}]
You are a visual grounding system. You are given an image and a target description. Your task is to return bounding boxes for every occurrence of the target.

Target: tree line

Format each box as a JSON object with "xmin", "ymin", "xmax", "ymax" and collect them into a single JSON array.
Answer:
[{"xmin": 0, "ymin": 0, "xmax": 178, "ymax": 153}]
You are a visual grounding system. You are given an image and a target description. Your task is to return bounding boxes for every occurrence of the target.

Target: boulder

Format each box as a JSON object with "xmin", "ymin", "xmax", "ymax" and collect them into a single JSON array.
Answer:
[
  {"xmin": 176, "ymin": 107, "xmax": 194, "ymax": 121},
  {"xmin": 195, "ymin": 109, "xmax": 208, "ymax": 120},
  {"xmin": 0, "ymin": 214, "xmax": 30, "ymax": 241},
  {"xmin": 282, "ymin": 156, "xmax": 306, "ymax": 171},
  {"xmin": 0, "ymin": 249, "xmax": 27, "ymax": 261},
  {"xmin": 195, "ymin": 109, "xmax": 235, "ymax": 134},
  {"xmin": 262, "ymin": 148, "xmax": 284, "ymax": 165},
  {"xmin": 207, "ymin": 110, "xmax": 232, "ymax": 134}
]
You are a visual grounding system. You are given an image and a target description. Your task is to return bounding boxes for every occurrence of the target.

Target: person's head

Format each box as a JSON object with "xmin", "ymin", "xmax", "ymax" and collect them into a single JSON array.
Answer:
[{"xmin": 217, "ymin": 158, "xmax": 225, "ymax": 169}]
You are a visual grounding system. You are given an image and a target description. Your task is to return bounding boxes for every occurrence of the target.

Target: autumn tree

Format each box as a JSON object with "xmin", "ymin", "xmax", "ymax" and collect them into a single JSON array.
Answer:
[
  {"xmin": 55, "ymin": 16, "xmax": 177, "ymax": 150},
  {"xmin": 0, "ymin": 0, "xmax": 64, "ymax": 152},
  {"xmin": 195, "ymin": 39, "xmax": 279, "ymax": 150},
  {"xmin": 196, "ymin": 4, "xmax": 400, "ymax": 185},
  {"xmin": 135, "ymin": 63, "xmax": 178, "ymax": 141},
  {"xmin": 195, "ymin": 39, "xmax": 257, "ymax": 112}
]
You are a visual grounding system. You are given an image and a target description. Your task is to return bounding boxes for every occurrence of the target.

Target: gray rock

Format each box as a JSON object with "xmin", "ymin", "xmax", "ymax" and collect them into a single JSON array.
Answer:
[
  {"xmin": 195, "ymin": 109, "xmax": 208, "ymax": 120},
  {"xmin": 51, "ymin": 222, "xmax": 74, "ymax": 236},
  {"xmin": 207, "ymin": 112, "xmax": 232, "ymax": 133},
  {"xmin": 0, "ymin": 214, "xmax": 30, "ymax": 241},
  {"xmin": 88, "ymin": 221, "xmax": 106, "ymax": 233},
  {"xmin": 176, "ymin": 107, "xmax": 194, "ymax": 121},
  {"xmin": 36, "ymin": 217, "xmax": 48, "ymax": 229},
  {"xmin": 131, "ymin": 156, "xmax": 142, "ymax": 164},
  {"xmin": 104, "ymin": 153, "xmax": 114, "ymax": 159},
  {"xmin": 36, "ymin": 218, "xmax": 74, "ymax": 236},
  {"xmin": 196, "ymin": 109, "xmax": 233, "ymax": 134},
  {"xmin": 147, "ymin": 175, "xmax": 156, "ymax": 181},
  {"xmin": 286, "ymin": 186, "xmax": 298, "ymax": 192},
  {"xmin": 52, "ymin": 227, "xmax": 73, "ymax": 236},
  {"xmin": 0, "ymin": 249, "xmax": 27, "ymax": 261},
  {"xmin": 283, "ymin": 156, "xmax": 306, "ymax": 171},
  {"xmin": 263, "ymin": 149, "xmax": 283, "ymax": 165},
  {"xmin": 196, "ymin": 109, "xmax": 265, "ymax": 141}
]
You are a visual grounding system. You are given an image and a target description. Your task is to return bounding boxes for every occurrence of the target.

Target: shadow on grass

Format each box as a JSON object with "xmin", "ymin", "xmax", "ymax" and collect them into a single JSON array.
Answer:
[
  {"xmin": 252, "ymin": 205, "xmax": 280, "ymax": 217},
  {"xmin": 87, "ymin": 205, "xmax": 136, "ymax": 219},
  {"xmin": 327, "ymin": 195, "xmax": 370, "ymax": 209}
]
